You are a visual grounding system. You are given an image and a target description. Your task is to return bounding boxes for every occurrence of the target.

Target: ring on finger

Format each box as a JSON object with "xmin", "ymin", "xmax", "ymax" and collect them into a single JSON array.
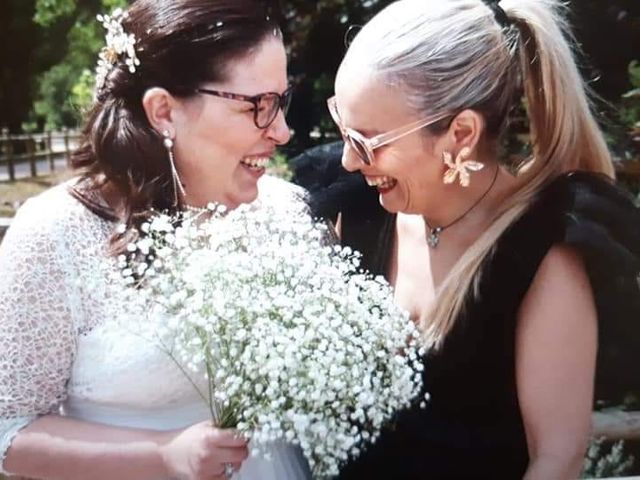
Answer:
[{"xmin": 224, "ymin": 463, "xmax": 235, "ymax": 479}]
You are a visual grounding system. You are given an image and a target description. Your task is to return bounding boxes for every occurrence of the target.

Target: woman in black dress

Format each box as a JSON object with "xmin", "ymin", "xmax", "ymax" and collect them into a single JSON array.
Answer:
[{"xmin": 294, "ymin": 0, "xmax": 640, "ymax": 478}]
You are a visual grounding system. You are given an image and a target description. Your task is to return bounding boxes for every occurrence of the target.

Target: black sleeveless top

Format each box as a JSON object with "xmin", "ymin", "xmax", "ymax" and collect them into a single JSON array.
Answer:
[{"xmin": 293, "ymin": 143, "xmax": 640, "ymax": 479}]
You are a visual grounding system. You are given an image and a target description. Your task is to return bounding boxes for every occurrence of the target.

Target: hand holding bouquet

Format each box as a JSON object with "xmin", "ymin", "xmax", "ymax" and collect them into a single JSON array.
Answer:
[{"xmin": 116, "ymin": 200, "xmax": 426, "ymax": 477}]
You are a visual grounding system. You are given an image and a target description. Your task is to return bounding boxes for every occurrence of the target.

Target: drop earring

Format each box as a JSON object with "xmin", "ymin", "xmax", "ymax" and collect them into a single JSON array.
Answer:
[{"xmin": 163, "ymin": 130, "xmax": 186, "ymax": 205}]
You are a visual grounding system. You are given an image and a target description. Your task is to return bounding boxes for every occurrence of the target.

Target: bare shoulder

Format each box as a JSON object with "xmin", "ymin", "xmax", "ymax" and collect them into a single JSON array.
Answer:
[
  {"xmin": 518, "ymin": 243, "xmax": 596, "ymax": 333},
  {"xmin": 532, "ymin": 244, "xmax": 591, "ymax": 296}
]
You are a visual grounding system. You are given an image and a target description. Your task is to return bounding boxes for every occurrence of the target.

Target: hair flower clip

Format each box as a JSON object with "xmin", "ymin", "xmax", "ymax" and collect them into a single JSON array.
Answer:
[{"xmin": 95, "ymin": 8, "xmax": 140, "ymax": 93}]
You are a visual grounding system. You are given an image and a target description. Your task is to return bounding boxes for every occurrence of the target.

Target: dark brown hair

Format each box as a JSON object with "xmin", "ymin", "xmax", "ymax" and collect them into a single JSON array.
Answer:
[{"xmin": 71, "ymin": 0, "xmax": 280, "ymax": 252}]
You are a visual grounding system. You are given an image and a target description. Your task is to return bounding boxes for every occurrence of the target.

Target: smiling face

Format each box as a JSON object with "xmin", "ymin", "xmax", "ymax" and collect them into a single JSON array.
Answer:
[
  {"xmin": 171, "ymin": 36, "xmax": 290, "ymax": 209},
  {"xmin": 334, "ymin": 66, "xmax": 448, "ymax": 215}
]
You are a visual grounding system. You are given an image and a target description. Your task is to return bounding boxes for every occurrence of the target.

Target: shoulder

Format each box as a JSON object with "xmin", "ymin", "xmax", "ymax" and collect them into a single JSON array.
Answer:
[
  {"xmin": 517, "ymin": 244, "xmax": 598, "ymax": 343},
  {"xmin": 4, "ymin": 178, "xmax": 111, "ymax": 251},
  {"xmin": 529, "ymin": 171, "xmax": 640, "ymax": 273},
  {"xmin": 502, "ymin": 171, "xmax": 640, "ymax": 266},
  {"xmin": 290, "ymin": 142, "xmax": 379, "ymax": 221},
  {"xmin": 533, "ymin": 171, "xmax": 638, "ymax": 227},
  {"xmin": 522, "ymin": 243, "xmax": 593, "ymax": 314},
  {"xmin": 257, "ymin": 175, "xmax": 310, "ymax": 214},
  {"xmin": 0, "ymin": 183, "xmax": 80, "ymax": 277},
  {"xmin": 541, "ymin": 170, "xmax": 634, "ymax": 204},
  {"xmin": 10, "ymin": 181, "xmax": 80, "ymax": 236},
  {"xmin": 258, "ymin": 174, "xmax": 308, "ymax": 202}
]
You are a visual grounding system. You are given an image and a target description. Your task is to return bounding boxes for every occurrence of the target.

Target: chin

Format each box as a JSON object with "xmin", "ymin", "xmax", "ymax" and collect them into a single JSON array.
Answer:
[
  {"xmin": 379, "ymin": 197, "xmax": 400, "ymax": 214},
  {"xmin": 379, "ymin": 192, "xmax": 406, "ymax": 214},
  {"xmin": 229, "ymin": 186, "xmax": 259, "ymax": 208}
]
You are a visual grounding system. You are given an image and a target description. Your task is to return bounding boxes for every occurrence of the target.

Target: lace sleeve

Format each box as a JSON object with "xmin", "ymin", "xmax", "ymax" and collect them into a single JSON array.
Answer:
[{"xmin": 0, "ymin": 197, "xmax": 77, "ymax": 473}]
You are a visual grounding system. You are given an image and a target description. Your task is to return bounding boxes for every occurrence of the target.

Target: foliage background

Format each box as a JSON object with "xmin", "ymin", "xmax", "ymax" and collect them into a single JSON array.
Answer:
[{"xmin": 1, "ymin": 0, "xmax": 639, "ymax": 162}]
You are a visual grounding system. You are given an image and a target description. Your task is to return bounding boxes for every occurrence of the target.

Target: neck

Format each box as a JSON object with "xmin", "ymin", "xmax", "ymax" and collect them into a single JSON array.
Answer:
[
  {"xmin": 421, "ymin": 163, "xmax": 508, "ymax": 233},
  {"xmin": 428, "ymin": 164, "xmax": 500, "ymax": 228},
  {"xmin": 178, "ymin": 185, "xmax": 238, "ymax": 212}
]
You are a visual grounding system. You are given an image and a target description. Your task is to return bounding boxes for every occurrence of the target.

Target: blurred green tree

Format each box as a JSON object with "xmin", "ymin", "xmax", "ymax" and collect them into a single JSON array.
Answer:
[
  {"xmin": 29, "ymin": 0, "xmax": 128, "ymax": 130},
  {"xmin": 1, "ymin": 0, "xmax": 638, "ymax": 148},
  {"xmin": 0, "ymin": 0, "xmax": 126, "ymax": 133}
]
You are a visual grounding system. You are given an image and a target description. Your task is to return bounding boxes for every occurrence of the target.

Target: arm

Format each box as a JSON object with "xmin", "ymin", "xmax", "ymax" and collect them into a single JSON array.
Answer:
[
  {"xmin": 5, "ymin": 416, "xmax": 247, "ymax": 480},
  {"xmin": 516, "ymin": 244, "xmax": 597, "ymax": 480},
  {"xmin": 6, "ymin": 415, "xmax": 167, "ymax": 479},
  {"xmin": 0, "ymin": 199, "xmax": 247, "ymax": 480}
]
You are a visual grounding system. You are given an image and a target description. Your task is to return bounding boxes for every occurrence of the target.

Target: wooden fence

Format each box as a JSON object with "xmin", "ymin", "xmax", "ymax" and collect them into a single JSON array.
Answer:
[{"xmin": 0, "ymin": 129, "xmax": 81, "ymax": 181}]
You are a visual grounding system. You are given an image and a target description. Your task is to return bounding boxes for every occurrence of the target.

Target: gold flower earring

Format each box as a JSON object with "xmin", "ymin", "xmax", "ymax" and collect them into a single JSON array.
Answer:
[{"xmin": 442, "ymin": 147, "xmax": 484, "ymax": 187}]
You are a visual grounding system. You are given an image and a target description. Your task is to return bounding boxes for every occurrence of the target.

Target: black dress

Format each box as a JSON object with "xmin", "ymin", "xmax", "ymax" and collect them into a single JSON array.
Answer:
[{"xmin": 292, "ymin": 143, "xmax": 640, "ymax": 480}]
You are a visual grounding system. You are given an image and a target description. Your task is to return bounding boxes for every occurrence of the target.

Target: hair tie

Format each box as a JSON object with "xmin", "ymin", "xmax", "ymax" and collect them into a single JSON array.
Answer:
[{"xmin": 483, "ymin": 0, "xmax": 511, "ymax": 29}]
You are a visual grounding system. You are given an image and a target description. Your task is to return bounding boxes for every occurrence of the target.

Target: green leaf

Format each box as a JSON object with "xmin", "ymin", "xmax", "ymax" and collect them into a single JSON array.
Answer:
[
  {"xmin": 71, "ymin": 69, "xmax": 97, "ymax": 117},
  {"xmin": 33, "ymin": 0, "xmax": 76, "ymax": 27}
]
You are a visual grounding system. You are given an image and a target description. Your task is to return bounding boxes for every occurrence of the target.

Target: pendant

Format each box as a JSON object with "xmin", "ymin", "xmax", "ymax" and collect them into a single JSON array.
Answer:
[{"xmin": 426, "ymin": 227, "xmax": 443, "ymax": 248}]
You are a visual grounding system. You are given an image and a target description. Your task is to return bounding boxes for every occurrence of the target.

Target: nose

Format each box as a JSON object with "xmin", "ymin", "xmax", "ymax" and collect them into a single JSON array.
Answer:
[
  {"xmin": 341, "ymin": 142, "xmax": 364, "ymax": 172},
  {"xmin": 266, "ymin": 109, "xmax": 291, "ymax": 145}
]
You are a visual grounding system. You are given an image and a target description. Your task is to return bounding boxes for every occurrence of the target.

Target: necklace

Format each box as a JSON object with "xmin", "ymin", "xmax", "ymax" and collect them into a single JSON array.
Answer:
[
  {"xmin": 183, "ymin": 204, "xmax": 209, "ymax": 214},
  {"xmin": 423, "ymin": 165, "xmax": 499, "ymax": 248},
  {"xmin": 182, "ymin": 202, "xmax": 228, "ymax": 217}
]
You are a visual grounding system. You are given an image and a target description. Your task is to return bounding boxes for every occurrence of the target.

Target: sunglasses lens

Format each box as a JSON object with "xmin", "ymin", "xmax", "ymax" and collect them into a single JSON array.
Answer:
[
  {"xmin": 347, "ymin": 136, "xmax": 371, "ymax": 165},
  {"xmin": 327, "ymin": 98, "xmax": 371, "ymax": 164}
]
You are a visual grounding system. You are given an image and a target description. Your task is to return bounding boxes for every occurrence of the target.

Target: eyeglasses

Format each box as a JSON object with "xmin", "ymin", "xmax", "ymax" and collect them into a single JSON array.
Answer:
[
  {"xmin": 196, "ymin": 86, "xmax": 293, "ymax": 129},
  {"xmin": 327, "ymin": 96, "xmax": 451, "ymax": 165}
]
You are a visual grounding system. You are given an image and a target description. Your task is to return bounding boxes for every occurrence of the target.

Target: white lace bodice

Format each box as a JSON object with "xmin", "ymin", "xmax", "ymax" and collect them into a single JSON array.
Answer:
[{"xmin": 0, "ymin": 176, "xmax": 311, "ymax": 479}]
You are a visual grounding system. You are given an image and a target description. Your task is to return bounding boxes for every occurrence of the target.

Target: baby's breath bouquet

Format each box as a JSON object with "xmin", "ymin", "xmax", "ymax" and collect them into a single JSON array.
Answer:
[{"xmin": 115, "ymin": 200, "xmax": 426, "ymax": 477}]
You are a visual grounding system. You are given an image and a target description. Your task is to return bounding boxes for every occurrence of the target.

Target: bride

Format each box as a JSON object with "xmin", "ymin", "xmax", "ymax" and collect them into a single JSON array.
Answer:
[{"xmin": 0, "ymin": 0, "xmax": 310, "ymax": 479}]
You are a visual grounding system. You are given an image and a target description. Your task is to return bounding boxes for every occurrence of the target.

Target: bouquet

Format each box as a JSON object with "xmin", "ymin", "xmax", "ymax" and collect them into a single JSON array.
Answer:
[{"xmin": 115, "ymin": 199, "xmax": 426, "ymax": 477}]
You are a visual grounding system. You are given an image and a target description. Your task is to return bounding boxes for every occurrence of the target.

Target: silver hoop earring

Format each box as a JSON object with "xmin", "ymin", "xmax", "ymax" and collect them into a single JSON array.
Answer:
[{"xmin": 163, "ymin": 130, "xmax": 186, "ymax": 205}]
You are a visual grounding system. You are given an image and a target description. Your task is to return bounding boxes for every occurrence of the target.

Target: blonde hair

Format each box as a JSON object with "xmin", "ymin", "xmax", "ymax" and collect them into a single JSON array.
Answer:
[{"xmin": 343, "ymin": 0, "xmax": 614, "ymax": 347}]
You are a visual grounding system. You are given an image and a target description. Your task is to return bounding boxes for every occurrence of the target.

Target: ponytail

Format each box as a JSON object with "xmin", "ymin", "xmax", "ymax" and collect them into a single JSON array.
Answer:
[{"xmin": 505, "ymin": 0, "xmax": 614, "ymax": 178}]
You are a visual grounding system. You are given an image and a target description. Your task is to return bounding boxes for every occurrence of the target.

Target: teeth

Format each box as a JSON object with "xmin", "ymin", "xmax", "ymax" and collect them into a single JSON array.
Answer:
[
  {"xmin": 240, "ymin": 156, "xmax": 270, "ymax": 169},
  {"xmin": 365, "ymin": 176, "xmax": 396, "ymax": 188}
]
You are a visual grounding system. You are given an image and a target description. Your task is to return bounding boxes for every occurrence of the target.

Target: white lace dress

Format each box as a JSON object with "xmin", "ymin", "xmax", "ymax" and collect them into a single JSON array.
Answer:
[{"xmin": 0, "ymin": 176, "xmax": 311, "ymax": 479}]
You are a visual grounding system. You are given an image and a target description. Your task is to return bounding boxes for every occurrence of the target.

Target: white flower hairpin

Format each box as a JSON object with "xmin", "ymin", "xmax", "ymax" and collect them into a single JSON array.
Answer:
[{"xmin": 95, "ymin": 8, "xmax": 140, "ymax": 93}]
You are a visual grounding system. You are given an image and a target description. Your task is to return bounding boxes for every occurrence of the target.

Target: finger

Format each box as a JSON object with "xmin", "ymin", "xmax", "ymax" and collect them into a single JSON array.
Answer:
[
  {"xmin": 202, "ymin": 463, "xmax": 226, "ymax": 480},
  {"xmin": 196, "ymin": 446, "xmax": 249, "ymax": 474},
  {"xmin": 206, "ymin": 428, "xmax": 249, "ymax": 448},
  {"xmin": 207, "ymin": 464, "xmax": 235, "ymax": 480},
  {"xmin": 213, "ymin": 446, "xmax": 250, "ymax": 464}
]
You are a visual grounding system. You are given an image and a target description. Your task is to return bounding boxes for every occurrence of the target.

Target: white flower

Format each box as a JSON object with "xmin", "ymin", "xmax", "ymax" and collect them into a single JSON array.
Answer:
[
  {"xmin": 95, "ymin": 8, "xmax": 140, "ymax": 94},
  {"xmin": 106, "ymin": 200, "xmax": 427, "ymax": 477}
]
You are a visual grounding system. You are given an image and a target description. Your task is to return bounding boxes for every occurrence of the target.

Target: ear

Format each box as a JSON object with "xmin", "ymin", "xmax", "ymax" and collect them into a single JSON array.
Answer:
[
  {"xmin": 442, "ymin": 109, "xmax": 485, "ymax": 154},
  {"xmin": 142, "ymin": 87, "xmax": 179, "ymax": 137}
]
